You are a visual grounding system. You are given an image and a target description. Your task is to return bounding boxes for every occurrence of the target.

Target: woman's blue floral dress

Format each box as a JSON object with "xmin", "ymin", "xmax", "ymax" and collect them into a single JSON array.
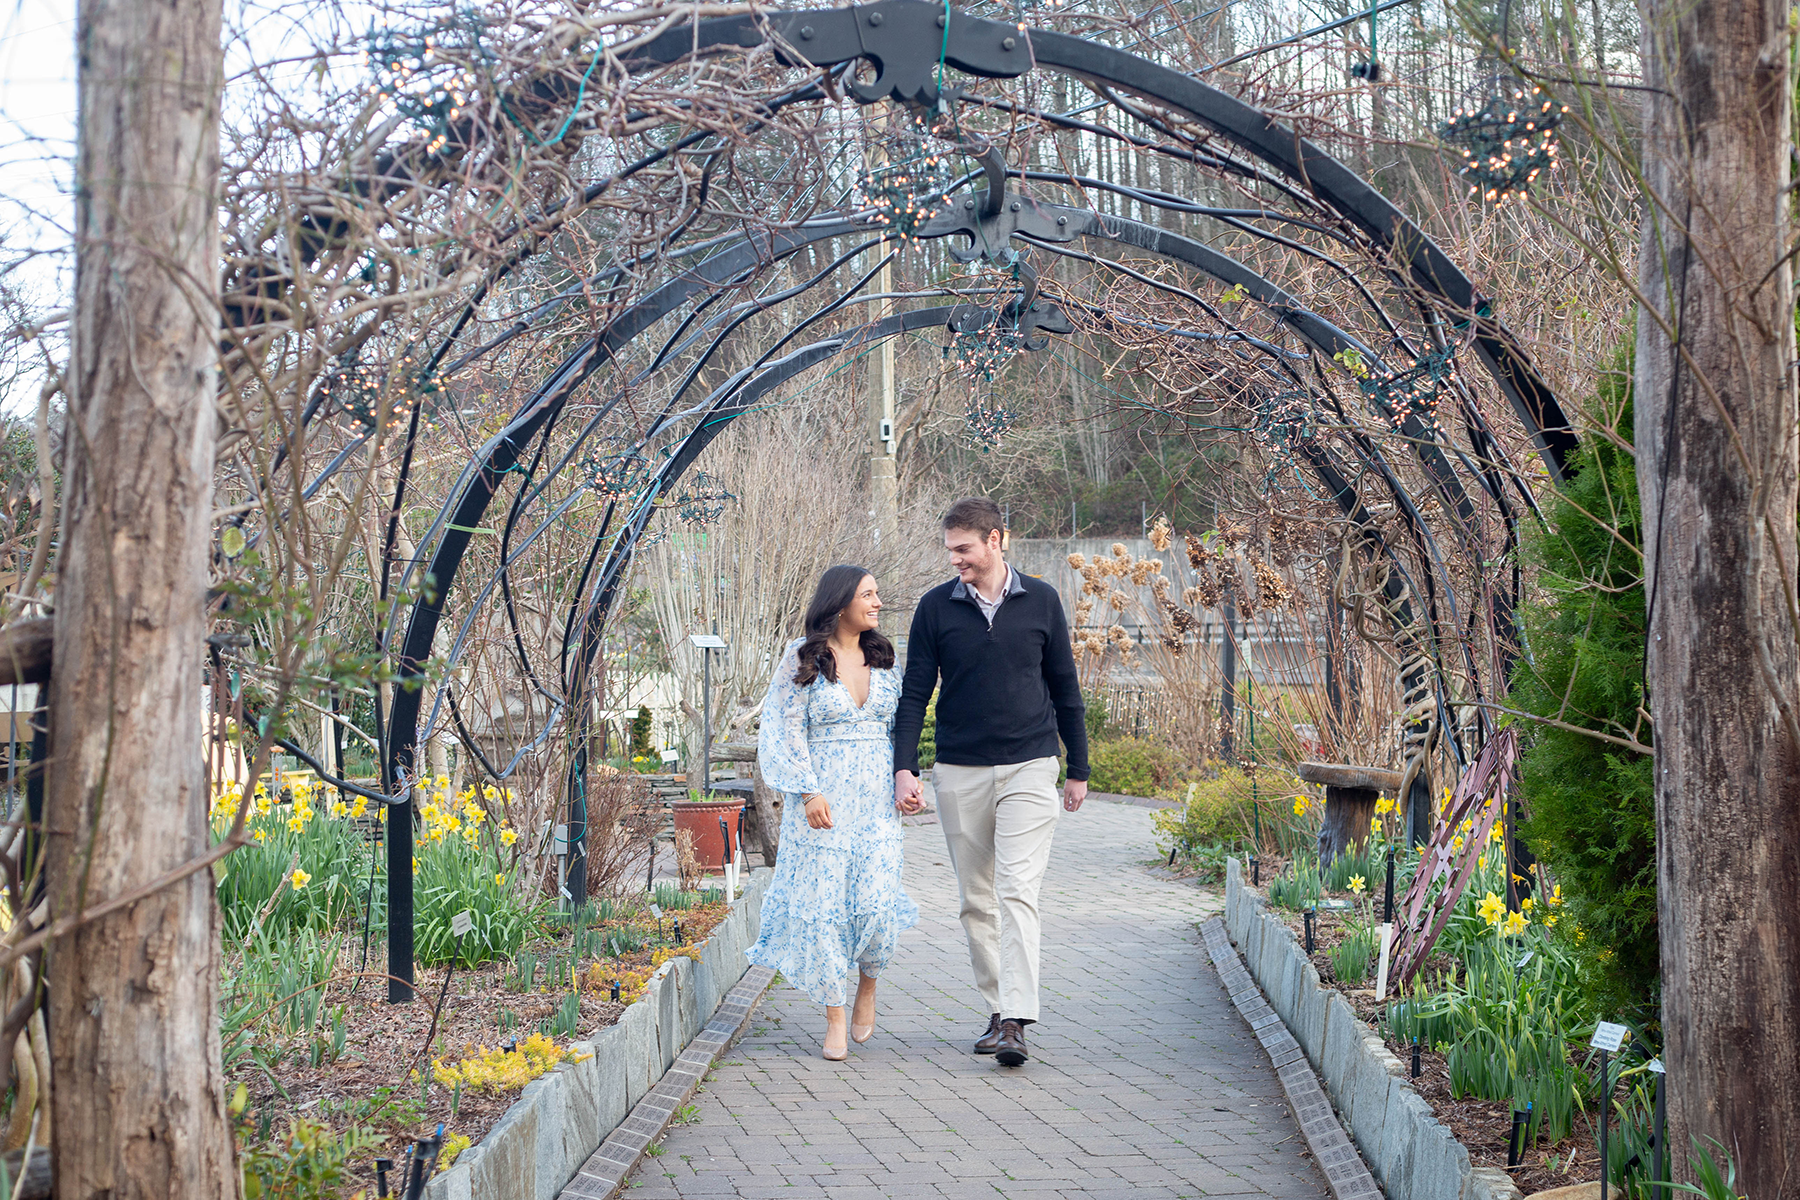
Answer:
[{"xmin": 746, "ymin": 638, "xmax": 919, "ymax": 1006}]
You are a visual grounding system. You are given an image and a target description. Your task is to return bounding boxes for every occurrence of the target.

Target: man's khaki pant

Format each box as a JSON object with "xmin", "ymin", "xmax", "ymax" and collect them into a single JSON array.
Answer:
[{"xmin": 932, "ymin": 758, "xmax": 1061, "ymax": 1022}]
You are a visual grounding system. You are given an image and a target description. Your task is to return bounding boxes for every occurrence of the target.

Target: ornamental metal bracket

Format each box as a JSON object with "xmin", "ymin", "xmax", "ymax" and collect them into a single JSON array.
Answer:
[
  {"xmin": 924, "ymin": 189, "xmax": 1081, "ymax": 265},
  {"xmin": 760, "ymin": 2, "xmax": 1033, "ymax": 106}
]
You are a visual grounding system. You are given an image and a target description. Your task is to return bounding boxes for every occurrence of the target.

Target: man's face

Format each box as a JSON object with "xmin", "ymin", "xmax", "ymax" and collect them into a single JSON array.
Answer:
[{"xmin": 944, "ymin": 525, "xmax": 1002, "ymax": 584}]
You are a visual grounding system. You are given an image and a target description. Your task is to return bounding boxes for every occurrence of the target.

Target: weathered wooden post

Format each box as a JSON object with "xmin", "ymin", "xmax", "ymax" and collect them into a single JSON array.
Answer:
[{"xmin": 1295, "ymin": 761, "xmax": 1404, "ymax": 864}]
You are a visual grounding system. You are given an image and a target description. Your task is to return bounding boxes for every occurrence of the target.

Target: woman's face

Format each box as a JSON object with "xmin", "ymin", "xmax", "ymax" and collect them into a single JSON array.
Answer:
[{"xmin": 840, "ymin": 574, "xmax": 882, "ymax": 634}]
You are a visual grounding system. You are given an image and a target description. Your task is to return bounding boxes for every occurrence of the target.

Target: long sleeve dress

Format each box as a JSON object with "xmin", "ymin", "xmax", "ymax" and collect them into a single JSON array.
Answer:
[{"xmin": 746, "ymin": 638, "xmax": 919, "ymax": 1006}]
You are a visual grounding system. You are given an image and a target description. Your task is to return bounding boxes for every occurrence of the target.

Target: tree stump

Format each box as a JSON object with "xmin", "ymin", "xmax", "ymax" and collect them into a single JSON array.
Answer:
[{"xmin": 1295, "ymin": 762, "xmax": 1405, "ymax": 864}]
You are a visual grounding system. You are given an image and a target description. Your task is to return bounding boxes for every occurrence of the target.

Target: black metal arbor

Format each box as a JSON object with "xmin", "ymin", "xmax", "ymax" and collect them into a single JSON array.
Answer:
[{"xmin": 336, "ymin": 1, "xmax": 1575, "ymax": 999}]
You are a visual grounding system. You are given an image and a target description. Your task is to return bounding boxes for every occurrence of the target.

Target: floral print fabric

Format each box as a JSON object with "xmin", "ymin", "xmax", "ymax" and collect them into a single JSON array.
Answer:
[{"xmin": 746, "ymin": 638, "xmax": 919, "ymax": 1006}]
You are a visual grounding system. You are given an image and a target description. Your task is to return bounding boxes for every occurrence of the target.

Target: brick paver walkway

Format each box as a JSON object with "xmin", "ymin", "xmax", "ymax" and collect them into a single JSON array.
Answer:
[{"xmin": 621, "ymin": 799, "xmax": 1331, "ymax": 1200}]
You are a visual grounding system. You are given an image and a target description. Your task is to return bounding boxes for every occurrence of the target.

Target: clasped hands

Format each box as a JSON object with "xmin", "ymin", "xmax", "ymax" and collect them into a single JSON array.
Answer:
[{"xmin": 891, "ymin": 770, "xmax": 1087, "ymax": 813}]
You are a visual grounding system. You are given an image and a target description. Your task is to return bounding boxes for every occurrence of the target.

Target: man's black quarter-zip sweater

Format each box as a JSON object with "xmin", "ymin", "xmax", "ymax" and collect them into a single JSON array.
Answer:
[{"xmin": 893, "ymin": 568, "xmax": 1090, "ymax": 780}]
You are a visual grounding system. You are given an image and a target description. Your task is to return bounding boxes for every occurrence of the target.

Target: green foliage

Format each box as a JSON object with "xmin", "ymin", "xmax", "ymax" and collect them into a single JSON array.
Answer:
[
  {"xmin": 1509, "ymin": 346, "xmax": 1658, "ymax": 1012},
  {"xmin": 917, "ymin": 696, "xmax": 937, "ymax": 770},
  {"xmin": 214, "ymin": 789, "xmax": 368, "ymax": 942},
  {"xmin": 1328, "ymin": 924, "xmax": 1377, "ymax": 985},
  {"xmin": 1086, "ymin": 735, "xmax": 1190, "ymax": 798},
  {"xmin": 1082, "ymin": 691, "xmax": 1114, "ymax": 744},
  {"xmin": 227, "ymin": 927, "xmax": 345, "ymax": 1036},
  {"xmin": 1387, "ymin": 932, "xmax": 1597, "ymax": 1146},
  {"xmin": 652, "ymin": 882, "xmax": 698, "ymax": 911},
  {"xmin": 630, "ymin": 705, "xmax": 655, "ymax": 758},
  {"xmin": 413, "ymin": 834, "xmax": 545, "ymax": 967},
  {"xmin": 1268, "ymin": 859, "xmax": 1321, "ymax": 911},
  {"xmin": 238, "ymin": 1112, "xmax": 380, "ymax": 1200},
  {"xmin": 1152, "ymin": 769, "xmax": 1254, "ymax": 857}
]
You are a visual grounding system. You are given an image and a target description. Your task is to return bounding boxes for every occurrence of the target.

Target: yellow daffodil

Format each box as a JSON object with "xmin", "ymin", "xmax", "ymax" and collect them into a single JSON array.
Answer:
[
  {"xmin": 289, "ymin": 868, "xmax": 311, "ymax": 890},
  {"xmin": 1501, "ymin": 910, "xmax": 1528, "ymax": 937},
  {"xmin": 253, "ymin": 828, "xmax": 266, "ymax": 843},
  {"xmin": 1545, "ymin": 913, "xmax": 1559, "ymax": 928},
  {"xmin": 501, "ymin": 827, "xmax": 518, "ymax": 847},
  {"xmin": 350, "ymin": 796, "xmax": 368, "ymax": 819},
  {"xmin": 412, "ymin": 855, "xmax": 420, "ymax": 876},
  {"xmin": 1293, "ymin": 796, "xmax": 1309, "ymax": 816},
  {"xmin": 1479, "ymin": 854, "xmax": 1488, "ymax": 870},
  {"xmin": 1452, "ymin": 835, "xmax": 1465, "ymax": 854},
  {"xmin": 1349, "ymin": 875, "xmax": 1366, "ymax": 895},
  {"xmin": 1548, "ymin": 884, "xmax": 1562, "ymax": 907},
  {"xmin": 1477, "ymin": 891, "xmax": 1506, "ymax": 926},
  {"xmin": 1460, "ymin": 816, "xmax": 1475, "ymax": 834},
  {"xmin": 329, "ymin": 799, "xmax": 349, "ymax": 819},
  {"xmin": 1487, "ymin": 822, "xmax": 1504, "ymax": 844},
  {"xmin": 494, "ymin": 873, "xmax": 505, "ymax": 886},
  {"xmin": 1520, "ymin": 897, "xmax": 1534, "ymax": 912},
  {"xmin": 1374, "ymin": 795, "xmax": 1395, "ymax": 815},
  {"xmin": 1369, "ymin": 816, "xmax": 1381, "ymax": 834},
  {"xmin": 287, "ymin": 816, "xmax": 305, "ymax": 833}
]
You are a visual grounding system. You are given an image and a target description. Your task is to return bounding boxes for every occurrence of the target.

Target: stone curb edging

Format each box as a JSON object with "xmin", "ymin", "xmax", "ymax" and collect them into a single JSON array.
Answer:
[
  {"xmin": 557, "ymin": 964, "xmax": 776, "ymax": 1199},
  {"xmin": 1225, "ymin": 858, "xmax": 1523, "ymax": 1200},
  {"xmin": 424, "ymin": 869, "xmax": 772, "ymax": 1200},
  {"xmin": 1200, "ymin": 916, "xmax": 1382, "ymax": 1200}
]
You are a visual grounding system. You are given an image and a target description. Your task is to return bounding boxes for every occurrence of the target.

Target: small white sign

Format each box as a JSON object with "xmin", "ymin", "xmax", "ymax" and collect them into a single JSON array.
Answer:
[
  {"xmin": 450, "ymin": 909, "xmax": 474, "ymax": 937},
  {"xmin": 1646, "ymin": 1058, "xmax": 1665, "ymax": 1075},
  {"xmin": 1516, "ymin": 951, "xmax": 1534, "ymax": 969},
  {"xmin": 1590, "ymin": 1021, "xmax": 1629, "ymax": 1052},
  {"xmin": 650, "ymin": 904, "xmax": 663, "ymax": 920},
  {"xmin": 688, "ymin": 634, "xmax": 728, "ymax": 650},
  {"xmin": 660, "ymin": 749, "xmax": 679, "ymax": 764}
]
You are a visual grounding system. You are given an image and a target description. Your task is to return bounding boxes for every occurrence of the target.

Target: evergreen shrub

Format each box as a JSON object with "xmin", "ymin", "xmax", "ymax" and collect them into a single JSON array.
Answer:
[{"xmin": 1509, "ymin": 348, "xmax": 1657, "ymax": 1012}]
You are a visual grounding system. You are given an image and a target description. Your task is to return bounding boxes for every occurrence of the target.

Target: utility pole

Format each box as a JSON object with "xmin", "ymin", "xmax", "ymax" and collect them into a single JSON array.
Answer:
[{"xmin": 866, "ymin": 107, "xmax": 898, "ymax": 549}]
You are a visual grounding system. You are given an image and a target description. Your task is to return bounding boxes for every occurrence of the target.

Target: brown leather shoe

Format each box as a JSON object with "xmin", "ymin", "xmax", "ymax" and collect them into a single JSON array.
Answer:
[
  {"xmin": 973, "ymin": 1013, "xmax": 1003, "ymax": 1055},
  {"xmin": 994, "ymin": 1019, "xmax": 1029, "ymax": 1067}
]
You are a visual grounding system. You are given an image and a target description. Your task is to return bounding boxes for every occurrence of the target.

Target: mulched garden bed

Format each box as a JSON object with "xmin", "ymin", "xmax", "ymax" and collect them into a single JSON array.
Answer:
[
  {"xmin": 231, "ymin": 897, "xmax": 733, "ymax": 1195},
  {"xmin": 1260, "ymin": 899, "xmax": 1603, "ymax": 1196}
]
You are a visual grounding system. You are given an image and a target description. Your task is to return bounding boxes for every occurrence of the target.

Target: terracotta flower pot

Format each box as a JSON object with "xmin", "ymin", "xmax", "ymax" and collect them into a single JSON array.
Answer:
[{"xmin": 672, "ymin": 797, "xmax": 746, "ymax": 869}]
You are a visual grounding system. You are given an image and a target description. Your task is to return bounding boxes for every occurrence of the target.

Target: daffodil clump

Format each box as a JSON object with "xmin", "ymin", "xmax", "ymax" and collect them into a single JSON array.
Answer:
[
  {"xmin": 213, "ymin": 772, "xmax": 371, "ymax": 939},
  {"xmin": 410, "ymin": 778, "xmax": 541, "ymax": 968},
  {"xmin": 430, "ymin": 1033, "xmax": 590, "ymax": 1094}
]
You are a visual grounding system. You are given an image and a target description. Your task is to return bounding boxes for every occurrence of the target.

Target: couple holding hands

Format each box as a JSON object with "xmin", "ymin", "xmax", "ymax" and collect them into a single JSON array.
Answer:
[{"xmin": 745, "ymin": 497, "xmax": 1090, "ymax": 1066}]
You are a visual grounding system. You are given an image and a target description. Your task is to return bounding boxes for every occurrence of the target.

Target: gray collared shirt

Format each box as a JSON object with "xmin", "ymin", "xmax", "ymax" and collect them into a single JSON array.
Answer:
[{"xmin": 955, "ymin": 564, "xmax": 1023, "ymax": 627}]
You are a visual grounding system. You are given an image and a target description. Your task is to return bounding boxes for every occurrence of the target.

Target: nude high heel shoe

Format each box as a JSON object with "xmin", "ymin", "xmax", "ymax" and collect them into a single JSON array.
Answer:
[
  {"xmin": 823, "ymin": 1010, "xmax": 849, "ymax": 1060},
  {"xmin": 851, "ymin": 976, "xmax": 877, "ymax": 1044}
]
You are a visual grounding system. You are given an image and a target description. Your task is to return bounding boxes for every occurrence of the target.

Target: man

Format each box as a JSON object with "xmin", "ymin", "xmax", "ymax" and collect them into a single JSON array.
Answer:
[{"xmin": 894, "ymin": 497, "xmax": 1089, "ymax": 1067}]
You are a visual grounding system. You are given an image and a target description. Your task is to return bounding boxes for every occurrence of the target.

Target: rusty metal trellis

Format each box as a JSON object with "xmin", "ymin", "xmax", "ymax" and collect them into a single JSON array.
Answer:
[{"xmin": 1391, "ymin": 726, "xmax": 1518, "ymax": 985}]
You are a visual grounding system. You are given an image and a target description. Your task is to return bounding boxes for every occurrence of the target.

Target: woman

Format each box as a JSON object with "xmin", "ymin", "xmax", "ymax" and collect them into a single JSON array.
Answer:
[{"xmin": 747, "ymin": 564, "xmax": 923, "ymax": 1059}]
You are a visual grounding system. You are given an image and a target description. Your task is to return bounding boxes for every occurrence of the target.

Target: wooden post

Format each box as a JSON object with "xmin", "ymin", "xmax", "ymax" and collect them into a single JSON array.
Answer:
[{"xmin": 1295, "ymin": 761, "xmax": 1404, "ymax": 863}]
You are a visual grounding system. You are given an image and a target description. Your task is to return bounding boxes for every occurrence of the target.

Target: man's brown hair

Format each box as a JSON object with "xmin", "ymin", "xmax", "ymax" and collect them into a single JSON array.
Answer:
[{"xmin": 942, "ymin": 497, "xmax": 1004, "ymax": 542}]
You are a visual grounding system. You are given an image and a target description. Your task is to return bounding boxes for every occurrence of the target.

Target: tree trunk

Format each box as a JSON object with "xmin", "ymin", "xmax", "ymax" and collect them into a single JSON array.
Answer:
[
  {"xmin": 49, "ymin": 0, "xmax": 232, "ymax": 1194},
  {"xmin": 1636, "ymin": 1, "xmax": 1800, "ymax": 1192}
]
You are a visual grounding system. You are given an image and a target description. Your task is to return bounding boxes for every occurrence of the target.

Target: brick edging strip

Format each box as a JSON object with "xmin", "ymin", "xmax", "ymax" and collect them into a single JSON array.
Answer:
[
  {"xmin": 557, "ymin": 965, "xmax": 778, "ymax": 1199},
  {"xmin": 1200, "ymin": 917, "xmax": 1384, "ymax": 1200}
]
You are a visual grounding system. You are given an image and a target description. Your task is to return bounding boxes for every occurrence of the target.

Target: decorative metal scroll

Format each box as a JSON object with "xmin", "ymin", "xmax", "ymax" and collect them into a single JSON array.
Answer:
[{"xmin": 1391, "ymin": 726, "xmax": 1519, "ymax": 986}]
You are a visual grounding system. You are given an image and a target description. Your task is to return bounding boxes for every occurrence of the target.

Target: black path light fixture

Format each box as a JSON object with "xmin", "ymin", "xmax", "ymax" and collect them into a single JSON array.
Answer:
[{"xmin": 338, "ymin": 0, "xmax": 1589, "ymax": 1004}]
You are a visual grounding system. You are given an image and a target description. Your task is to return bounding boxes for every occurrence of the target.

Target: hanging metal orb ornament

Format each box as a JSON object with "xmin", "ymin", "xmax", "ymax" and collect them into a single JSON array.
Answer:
[
  {"xmin": 1440, "ymin": 86, "xmax": 1566, "ymax": 202},
  {"xmin": 963, "ymin": 392, "xmax": 1018, "ymax": 454},
  {"xmin": 1361, "ymin": 347, "xmax": 1458, "ymax": 433},
  {"xmin": 671, "ymin": 471, "xmax": 737, "ymax": 526},
  {"xmin": 320, "ymin": 357, "xmax": 442, "ymax": 434},
  {"xmin": 363, "ymin": 8, "xmax": 491, "ymax": 151},
  {"xmin": 948, "ymin": 317, "xmax": 1026, "ymax": 386},
  {"xmin": 858, "ymin": 113, "xmax": 956, "ymax": 240},
  {"xmin": 581, "ymin": 449, "xmax": 650, "ymax": 502}
]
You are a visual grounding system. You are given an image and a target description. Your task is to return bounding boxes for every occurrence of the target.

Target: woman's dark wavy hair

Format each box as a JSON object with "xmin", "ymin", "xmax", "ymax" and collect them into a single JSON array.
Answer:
[{"xmin": 794, "ymin": 564, "xmax": 895, "ymax": 686}]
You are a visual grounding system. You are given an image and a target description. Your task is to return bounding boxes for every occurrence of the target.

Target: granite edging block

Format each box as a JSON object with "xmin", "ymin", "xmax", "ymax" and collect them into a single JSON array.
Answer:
[
  {"xmin": 417, "ymin": 878, "xmax": 768, "ymax": 1200},
  {"xmin": 1222, "ymin": 873, "xmax": 1491, "ymax": 1200}
]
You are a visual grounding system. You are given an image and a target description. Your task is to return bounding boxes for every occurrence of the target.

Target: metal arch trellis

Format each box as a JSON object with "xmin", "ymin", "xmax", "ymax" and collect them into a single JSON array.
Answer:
[{"xmin": 318, "ymin": 0, "xmax": 1581, "ymax": 1000}]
